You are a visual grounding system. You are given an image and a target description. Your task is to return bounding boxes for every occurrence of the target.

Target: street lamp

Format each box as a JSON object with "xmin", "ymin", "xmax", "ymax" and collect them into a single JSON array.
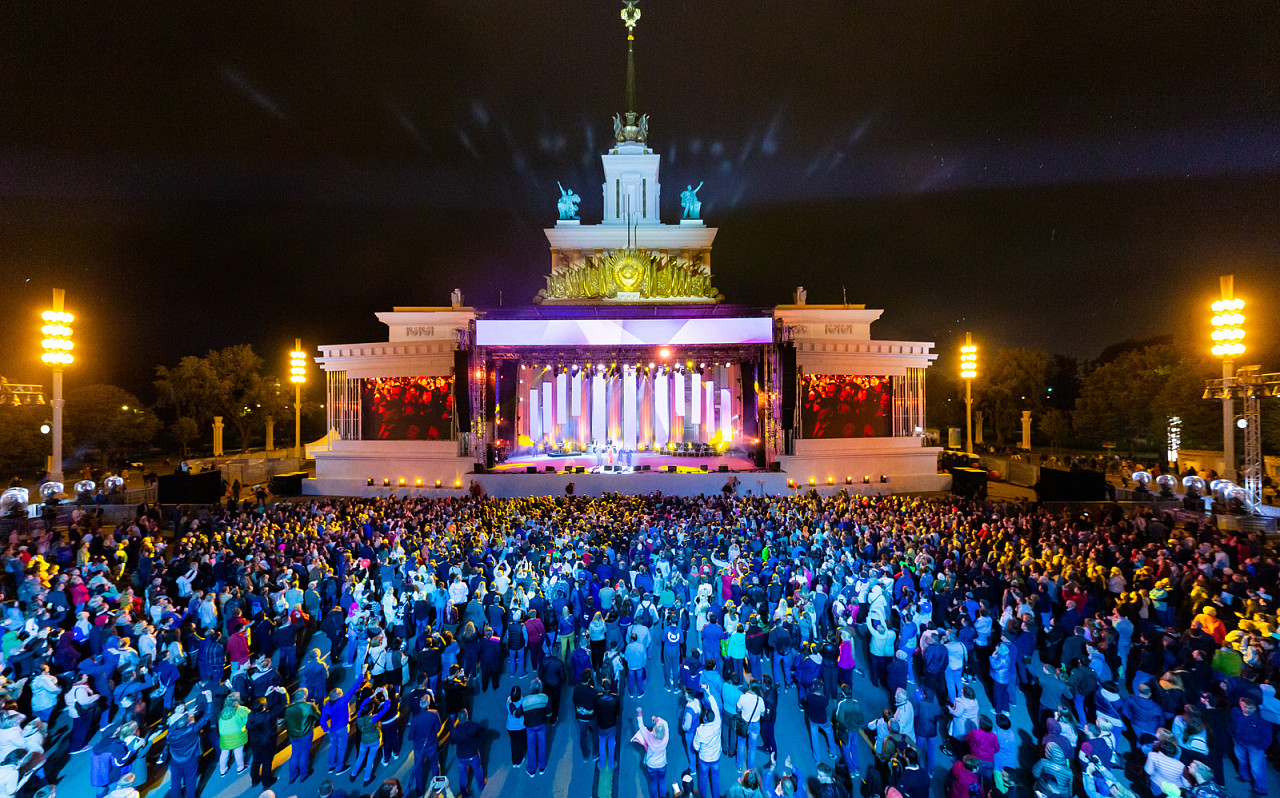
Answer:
[
  {"xmin": 1211, "ymin": 275, "xmax": 1245, "ymax": 478},
  {"xmin": 289, "ymin": 339, "xmax": 307, "ymax": 459},
  {"xmin": 960, "ymin": 332, "xmax": 978, "ymax": 455},
  {"xmin": 40, "ymin": 289, "xmax": 74, "ymax": 486}
]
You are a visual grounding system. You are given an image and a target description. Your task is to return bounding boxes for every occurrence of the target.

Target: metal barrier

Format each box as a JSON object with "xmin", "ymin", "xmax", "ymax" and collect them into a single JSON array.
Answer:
[
  {"xmin": 979, "ymin": 455, "xmax": 1040, "ymax": 487},
  {"xmin": 1216, "ymin": 514, "xmax": 1279, "ymax": 536}
]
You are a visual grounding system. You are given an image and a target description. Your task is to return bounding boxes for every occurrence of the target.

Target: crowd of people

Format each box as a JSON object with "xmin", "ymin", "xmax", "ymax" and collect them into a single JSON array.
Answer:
[{"xmin": 0, "ymin": 487, "xmax": 1278, "ymax": 798}]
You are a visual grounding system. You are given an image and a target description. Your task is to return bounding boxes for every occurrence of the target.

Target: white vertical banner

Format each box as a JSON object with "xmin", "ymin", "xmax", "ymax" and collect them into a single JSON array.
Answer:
[
  {"xmin": 556, "ymin": 371, "xmax": 568, "ymax": 424},
  {"xmin": 705, "ymin": 379, "xmax": 715, "ymax": 438},
  {"xmin": 623, "ymin": 365, "xmax": 638, "ymax": 450},
  {"xmin": 654, "ymin": 370, "xmax": 669, "ymax": 448},
  {"xmin": 571, "ymin": 372, "xmax": 583, "ymax": 417},
  {"xmin": 592, "ymin": 370, "xmax": 606, "ymax": 445},
  {"xmin": 673, "ymin": 369, "xmax": 685, "ymax": 417},
  {"xmin": 690, "ymin": 370, "xmax": 702, "ymax": 425},
  {"xmin": 542, "ymin": 382, "xmax": 553, "ymax": 438},
  {"xmin": 721, "ymin": 386, "xmax": 732, "ymax": 440},
  {"xmin": 528, "ymin": 386, "xmax": 541, "ymax": 441}
]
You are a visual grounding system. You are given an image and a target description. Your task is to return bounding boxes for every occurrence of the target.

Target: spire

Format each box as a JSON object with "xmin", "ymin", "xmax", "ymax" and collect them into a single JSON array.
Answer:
[
  {"xmin": 625, "ymin": 30, "xmax": 636, "ymax": 115},
  {"xmin": 614, "ymin": 1, "xmax": 648, "ymax": 144}
]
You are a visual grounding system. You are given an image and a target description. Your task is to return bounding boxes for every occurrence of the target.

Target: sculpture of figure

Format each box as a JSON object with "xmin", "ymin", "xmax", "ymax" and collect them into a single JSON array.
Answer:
[
  {"xmin": 637, "ymin": 114, "xmax": 649, "ymax": 143},
  {"xmin": 556, "ymin": 182, "xmax": 581, "ymax": 220},
  {"xmin": 451, "ymin": 288, "xmax": 463, "ymax": 308},
  {"xmin": 613, "ymin": 114, "xmax": 624, "ymax": 143},
  {"xmin": 680, "ymin": 182, "xmax": 704, "ymax": 219},
  {"xmin": 795, "ymin": 286, "xmax": 807, "ymax": 305}
]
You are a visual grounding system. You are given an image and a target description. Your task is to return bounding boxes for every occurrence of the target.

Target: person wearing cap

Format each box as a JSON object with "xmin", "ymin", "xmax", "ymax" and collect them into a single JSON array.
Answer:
[{"xmin": 164, "ymin": 703, "xmax": 208, "ymax": 798}]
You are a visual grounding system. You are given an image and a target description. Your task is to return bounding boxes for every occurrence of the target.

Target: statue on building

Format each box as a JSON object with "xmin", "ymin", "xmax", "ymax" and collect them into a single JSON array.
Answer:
[
  {"xmin": 680, "ymin": 182, "xmax": 704, "ymax": 219},
  {"xmin": 794, "ymin": 286, "xmax": 807, "ymax": 305},
  {"xmin": 451, "ymin": 288, "xmax": 463, "ymax": 308},
  {"xmin": 556, "ymin": 182, "xmax": 581, "ymax": 220}
]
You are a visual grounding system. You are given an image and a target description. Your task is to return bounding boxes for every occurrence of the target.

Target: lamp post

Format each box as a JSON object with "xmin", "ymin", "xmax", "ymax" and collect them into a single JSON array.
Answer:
[
  {"xmin": 289, "ymin": 339, "xmax": 307, "ymax": 459},
  {"xmin": 960, "ymin": 333, "xmax": 978, "ymax": 455},
  {"xmin": 1210, "ymin": 275, "xmax": 1245, "ymax": 479},
  {"xmin": 40, "ymin": 289, "xmax": 74, "ymax": 486}
]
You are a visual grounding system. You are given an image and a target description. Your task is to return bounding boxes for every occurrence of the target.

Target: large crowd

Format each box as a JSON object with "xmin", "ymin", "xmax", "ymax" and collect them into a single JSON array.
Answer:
[{"xmin": 0, "ymin": 488, "xmax": 1278, "ymax": 798}]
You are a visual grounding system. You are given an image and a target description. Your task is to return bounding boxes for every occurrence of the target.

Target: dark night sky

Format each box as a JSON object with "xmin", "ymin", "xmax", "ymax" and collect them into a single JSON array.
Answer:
[{"xmin": 3, "ymin": 1, "xmax": 1279, "ymax": 399}]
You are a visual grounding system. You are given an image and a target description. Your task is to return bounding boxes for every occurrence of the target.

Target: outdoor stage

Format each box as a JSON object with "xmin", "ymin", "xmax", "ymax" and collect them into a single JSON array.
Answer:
[
  {"xmin": 306, "ymin": 34, "xmax": 948, "ymax": 499},
  {"xmin": 488, "ymin": 449, "xmax": 757, "ymax": 474}
]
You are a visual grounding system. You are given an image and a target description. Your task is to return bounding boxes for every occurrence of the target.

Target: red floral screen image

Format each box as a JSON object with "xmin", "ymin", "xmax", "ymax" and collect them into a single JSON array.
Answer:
[
  {"xmin": 800, "ymin": 374, "xmax": 890, "ymax": 439},
  {"xmin": 362, "ymin": 376, "xmax": 454, "ymax": 440}
]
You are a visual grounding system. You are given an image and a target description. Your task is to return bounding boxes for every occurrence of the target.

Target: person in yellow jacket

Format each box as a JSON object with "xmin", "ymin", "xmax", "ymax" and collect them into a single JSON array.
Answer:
[{"xmin": 217, "ymin": 693, "xmax": 250, "ymax": 775}]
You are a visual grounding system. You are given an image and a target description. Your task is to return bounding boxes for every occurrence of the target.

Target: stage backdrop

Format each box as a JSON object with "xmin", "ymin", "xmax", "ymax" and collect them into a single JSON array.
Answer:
[
  {"xmin": 362, "ymin": 376, "xmax": 454, "ymax": 440},
  {"xmin": 800, "ymin": 374, "xmax": 890, "ymax": 439}
]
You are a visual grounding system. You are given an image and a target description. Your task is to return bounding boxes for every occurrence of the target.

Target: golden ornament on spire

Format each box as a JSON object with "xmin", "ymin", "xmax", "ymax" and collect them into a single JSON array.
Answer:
[{"xmin": 621, "ymin": 0, "xmax": 641, "ymax": 34}]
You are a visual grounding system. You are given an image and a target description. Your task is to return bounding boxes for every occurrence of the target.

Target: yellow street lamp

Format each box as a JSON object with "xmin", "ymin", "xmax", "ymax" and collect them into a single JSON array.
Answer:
[
  {"xmin": 1211, "ymin": 276, "xmax": 1245, "ymax": 476},
  {"xmin": 960, "ymin": 333, "xmax": 978, "ymax": 455},
  {"xmin": 40, "ymin": 289, "xmax": 74, "ymax": 486},
  {"xmin": 289, "ymin": 339, "xmax": 307, "ymax": 458}
]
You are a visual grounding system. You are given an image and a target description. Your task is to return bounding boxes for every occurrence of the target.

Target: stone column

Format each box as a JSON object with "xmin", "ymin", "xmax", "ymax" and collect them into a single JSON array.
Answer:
[
  {"xmin": 213, "ymin": 416, "xmax": 225, "ymax": 457},
  {"xmin": 974, "ymin": 411, "xmax": 984, "ymax": 445},
  {"xmin": 1020, "ymin": 411, "xmax": 1033, "ymax": 450},
  {"xmin": 265, "ymin": 418, "xmax": 275, "ymax": 453}
]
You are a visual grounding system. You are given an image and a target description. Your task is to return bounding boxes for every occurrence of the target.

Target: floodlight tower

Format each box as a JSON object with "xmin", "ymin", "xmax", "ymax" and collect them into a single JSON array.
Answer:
[
  {"xmin": 1210, "ymin": 275, "xmax": 1245, "ymax": 479},
  {"xmin": 960, "ymin": 333, "xmax": 978, "ymax": 455},
  {"xmin": 289, "ymin": 339, "xmax": 307, "ymax": 458},
  {"xmin": 40, "ymin": 289, "xmax": 74, "ymax": 486}
]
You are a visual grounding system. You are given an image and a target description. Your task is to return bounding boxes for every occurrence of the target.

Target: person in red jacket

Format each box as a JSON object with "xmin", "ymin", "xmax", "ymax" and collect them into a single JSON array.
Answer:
[
  {"xmin": 965, "ymin": 716, "xmax": 999, "ymax": 779},
  {"xmin": 228, "ymin": 627, "xmax": 251, "ymax": 676},
  {"xmin": 947, "ymin": 756, "xmax": 980, "ymax": 798}
]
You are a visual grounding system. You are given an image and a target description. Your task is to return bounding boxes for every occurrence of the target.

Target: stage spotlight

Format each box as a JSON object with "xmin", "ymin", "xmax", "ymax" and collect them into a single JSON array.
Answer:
[
  {"xmin": 659, "ymin": 347, "xmax": 671, "ymax": 359},
  {"xmin": 366, "ymin": 478, "xmax": 374, "ymax": 486},
  {"xmin": 845, "ymin": 476, "xmax": 853, "ymax": 484},
  {"xmin": 454, "ymin": 478, "xmax": 462, "ymax": 488},
  {"xmin": 435, "ymin": 479, "xmax": 442, "ymax": 488},
  {"xmin": 398, "ymin": 478, "xmax": 406, "ymax": 486},
  {"xmin": 808, "ymin": 477, "xmax": 816, "ymax": 486},
  {"xmin": 862, "ymin": 475, "xmax": 870, "ymax": 484},
  {"xmin": 880, "ymin": 475, "xmax": 889, "ymax": 483},
  {"xmin": 827, "ymin": 476, "xmax": 834, "ymax": 485},
  {"xmin": 383, "ymin": 478, "xmax": 391, "ymax": 487},
  {"xmin": 415, "ymin": 478, "xmax": 423, "ymax": 486}
]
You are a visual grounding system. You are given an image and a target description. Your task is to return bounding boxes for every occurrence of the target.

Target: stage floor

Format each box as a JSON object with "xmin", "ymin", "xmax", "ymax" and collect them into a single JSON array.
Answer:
[{"xmin": 489, "ymin": 450, "xmax": 756, "ymax": 474}]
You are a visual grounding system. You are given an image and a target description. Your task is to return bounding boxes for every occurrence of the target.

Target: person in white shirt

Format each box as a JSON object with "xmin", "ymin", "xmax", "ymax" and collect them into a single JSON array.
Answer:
[
  {"xmin": 632, "ymin": 710, "xmax": 669, "ymax": 798},
  {"xmin": 693, "ymin": 693, "xmax": 722, "ymax": 798},
  {"xmin": 29, "ymin": 666, "xmax": 60, "ymax": 722}
]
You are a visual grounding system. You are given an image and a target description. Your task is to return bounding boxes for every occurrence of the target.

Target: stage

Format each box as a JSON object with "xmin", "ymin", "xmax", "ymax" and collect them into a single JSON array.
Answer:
[{"xmin": 488, "ymin": 449, "xmax": 757, "ymax": 474}]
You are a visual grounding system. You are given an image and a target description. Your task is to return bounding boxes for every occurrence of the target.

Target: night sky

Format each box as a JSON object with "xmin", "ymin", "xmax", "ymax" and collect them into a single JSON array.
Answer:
[{"xmin": 3, "ymin": 1, "xmax": 1279, "ymax": 399}]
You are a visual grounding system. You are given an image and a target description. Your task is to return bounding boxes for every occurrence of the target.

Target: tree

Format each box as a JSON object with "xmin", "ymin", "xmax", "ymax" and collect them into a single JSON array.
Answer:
[
  {"xmin": 1045, "ymin": 355, "xmax": 1081, "ymax": 412},
  {"xmin": 1039, "ymin": 408, "xmax": 1072, "ymax": 451},
  {"xmin": 170, "ymin": 417, "xmax": 200, "ymax": 457},
  {"xmin": 973, "ymin": 348, "xmax": 1050, "ymax": 445},
  {"xmin": 206, "ymin": 345, "xmax": 269, "ymax": 453},
  {"xmin": 0, "ymin": 405, "xmax": 52, "ymax": 480},
  {"xmin": 157, "ymin": 345, "xmax": 271, "ymax": 454},
  {"xmin": 155, "ymin": 355, "xmax": 220, "ymax": 426},
  {"xmin": 1073, "ymin": 345, "xmax": 1177, "ymax": 455},
  {"xmin": 64, "ymin": 384, "xmax": 162, "ymax": 465}
]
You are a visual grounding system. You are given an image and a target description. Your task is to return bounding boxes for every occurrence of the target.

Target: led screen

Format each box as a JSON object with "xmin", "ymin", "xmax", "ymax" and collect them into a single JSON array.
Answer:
[
  {"xmin": 800, "ymin": 374, "xmax": 890, "ymax": 439},
  {"xmin": 475, "ymin": 317, "xmax": 773, "ymax": 347},
  {"xmin": 362, "ymin": 376, "xmax": 453, "ymax": 440}
]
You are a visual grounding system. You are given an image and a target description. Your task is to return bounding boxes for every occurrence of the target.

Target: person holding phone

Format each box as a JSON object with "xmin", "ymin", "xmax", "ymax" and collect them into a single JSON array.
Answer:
[{"xmin": 632, "ymin": 709, "xmax": 669, "ymax": 798}]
